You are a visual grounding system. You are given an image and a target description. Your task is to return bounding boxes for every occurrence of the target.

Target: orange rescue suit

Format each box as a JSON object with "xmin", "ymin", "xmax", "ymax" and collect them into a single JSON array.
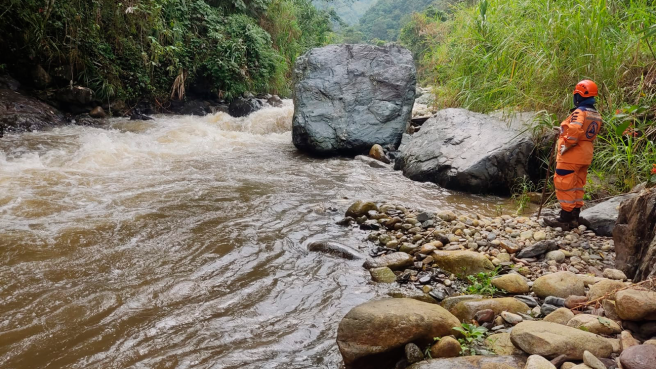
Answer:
[{"xmin": 554, "ymin": 107, "xmax": 603, "ymax": 211}]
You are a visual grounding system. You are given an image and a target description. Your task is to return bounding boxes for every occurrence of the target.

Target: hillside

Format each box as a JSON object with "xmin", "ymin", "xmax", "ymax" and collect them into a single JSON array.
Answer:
[
  {"xmin": 358, "ymin": 0, "xmax": 439, "ymax": 41},
  {"xmin": 313, "ymin": 0, "xmax": 377, "ymax": 25}
]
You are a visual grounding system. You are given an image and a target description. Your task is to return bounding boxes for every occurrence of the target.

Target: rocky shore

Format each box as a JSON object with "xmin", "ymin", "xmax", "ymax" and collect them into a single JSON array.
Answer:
[{"xmin": 330, "ymin": 198, "xmax": 656, "ymax": 369}]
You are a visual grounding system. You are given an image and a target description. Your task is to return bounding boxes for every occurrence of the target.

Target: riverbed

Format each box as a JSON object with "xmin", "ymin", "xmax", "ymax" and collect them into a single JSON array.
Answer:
[{"xmin": 0, "ymin": 102, "xmax": 511, "ymax": 368}]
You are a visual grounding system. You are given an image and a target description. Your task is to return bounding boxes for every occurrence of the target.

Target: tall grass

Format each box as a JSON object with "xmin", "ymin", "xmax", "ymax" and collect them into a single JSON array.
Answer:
[{"xmin": 407, "ymin": 0, "xmax": 656, "ymax": 193}]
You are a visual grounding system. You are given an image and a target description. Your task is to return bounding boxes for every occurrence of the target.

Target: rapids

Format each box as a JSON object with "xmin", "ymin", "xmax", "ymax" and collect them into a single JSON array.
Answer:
[{"xmin": 0, "ymin": 102, "xmax": 510, "ymax": 368}]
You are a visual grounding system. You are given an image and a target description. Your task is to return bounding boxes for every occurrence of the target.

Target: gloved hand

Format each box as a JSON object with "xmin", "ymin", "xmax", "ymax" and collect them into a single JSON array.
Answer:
[{"xmin": 559, "ymin": 145, "xmax": 569, "ymax": 155}]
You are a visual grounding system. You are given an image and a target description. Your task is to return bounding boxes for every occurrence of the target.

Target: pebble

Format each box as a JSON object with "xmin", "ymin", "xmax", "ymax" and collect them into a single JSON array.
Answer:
[
  {"xmin": 583, "ymin": 350, "xmax": 606, "ymax": 369},
  {"xmin": 501, "ymin": 311, "xmax": 523, "ymax": 325}
]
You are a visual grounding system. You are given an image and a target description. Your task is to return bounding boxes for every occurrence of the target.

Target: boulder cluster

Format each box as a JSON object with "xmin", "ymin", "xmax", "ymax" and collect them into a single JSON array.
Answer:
[{"xmin": 335, "ymin": 200, "xmax": 656, "ymax": 369}]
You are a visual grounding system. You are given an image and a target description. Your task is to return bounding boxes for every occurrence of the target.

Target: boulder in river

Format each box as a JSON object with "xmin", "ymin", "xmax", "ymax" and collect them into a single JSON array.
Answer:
[
  {"xmin": 0, "ymin": 88, "xmax": 64, "ymax": 133},
  {"xmin": 306, "ymin": 240, "xmax": 364, "ymax": 260},
  {"xmin": 580, "ymin": 194, "xmax": 637, "ymax": 236},
  {"xmin": 613, "ymin": 188, "xmax": 656, "ymax": 282},
  {"xmin": 228, "ymin": 96, "xmax": 265, "ymax": 117},
  {"xmin": 407, "ymin": 355, "xmax": 527, "ymax": 369},
  {"xmin": 395, "ymin": 108, "xmax": 537, "ymax": 194},
  {"xmin": 336, "ymin": 298, "xmax": 460, "ymax": 368},
  {"xmin": 292, "ymin": 44, "xmax": 416, "ymax": 156}
]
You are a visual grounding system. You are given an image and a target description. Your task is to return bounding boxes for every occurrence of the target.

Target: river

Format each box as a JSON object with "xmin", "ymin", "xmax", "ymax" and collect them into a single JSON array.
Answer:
[{"xmin": 0, "ymin": 102, "xmax": 510, "ymax": 368}]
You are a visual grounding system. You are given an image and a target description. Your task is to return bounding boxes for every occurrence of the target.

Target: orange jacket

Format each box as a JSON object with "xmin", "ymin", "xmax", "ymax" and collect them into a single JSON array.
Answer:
[{"xmin": 556, "ymin": 107, "xmax": 603, "ymax": 165}]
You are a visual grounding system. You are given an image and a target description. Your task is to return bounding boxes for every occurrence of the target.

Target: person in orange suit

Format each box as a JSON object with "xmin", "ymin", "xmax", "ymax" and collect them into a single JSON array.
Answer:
[{"xmin": 544, "ymin": 80, "xmax": 603, "ymax": 230}]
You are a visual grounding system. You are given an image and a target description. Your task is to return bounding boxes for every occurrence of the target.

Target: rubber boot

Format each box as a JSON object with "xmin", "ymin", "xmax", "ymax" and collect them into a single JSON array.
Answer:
[
  {"xmin": 571, "ymin": 208, "xmax": 581, "ymax": 228},
  {"xmin": 543, "ymin": 209, "xmax": 577, "ymax": 231}
]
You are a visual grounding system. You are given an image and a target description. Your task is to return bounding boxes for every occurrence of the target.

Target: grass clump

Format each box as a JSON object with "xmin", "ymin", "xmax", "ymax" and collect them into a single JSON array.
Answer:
[
  {"xmin": 463, "ymin": 268, "xmax": 504, "ymax": 296},
  {"xmin": 453, "ymin": 323, "xmax": 488, "ymax": 356}
]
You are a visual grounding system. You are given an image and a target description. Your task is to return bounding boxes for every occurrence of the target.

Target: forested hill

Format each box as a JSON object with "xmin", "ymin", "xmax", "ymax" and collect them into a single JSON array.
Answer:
[
  {"xmin": 0, "ymin": 0, "xmax": 333, "ymax": 103},
  {"xmin": 313, "ymin": 0, "xmax": 377, "ymax": 25},
  {"xmin": 357, "ymin": 0, "xmax": 441, "ymax": 41}
]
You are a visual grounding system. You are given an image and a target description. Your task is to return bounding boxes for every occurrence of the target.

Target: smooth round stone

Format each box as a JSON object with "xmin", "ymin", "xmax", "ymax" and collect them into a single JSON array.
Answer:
[{"xmin": 545, "ymin": 250, "xmax": 566, "ymax": 262}]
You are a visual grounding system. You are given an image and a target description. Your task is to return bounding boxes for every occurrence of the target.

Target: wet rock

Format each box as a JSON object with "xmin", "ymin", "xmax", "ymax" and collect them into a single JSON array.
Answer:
[
  {"xmin": 363, "ymin": 252, "xmax": 414, "ymax": 271},
  {"xmin": 587, "ymin": 279, "xmax": 625, "ymax": 300},
  {"xmin": 543, "ymin": 308, "xmax": 575, "ymax": 325},
  {"xmin": 614, "ymin": 188, "xmax": 656, "ymax": 282},
  {"xmin": 355, "ymin": 155, "xmax": 389, "ymax": 168},
  {"xmin": 267, "ymin": 95, "xmax": 283, "ymax": 107},
  {"xmin": 619, "ymin": 344, "xmax": 656, "ymax": 369},
  {"xmin": 407, "ymin": 355, "xmax": 526, "ymax": 369},
  {"xmin": 405, "ymin": 343, "xmax": 424, "ymax": 364},
  {"xmin": 540, "ymin": 304, "xmax": 558, "ymax": 316},
  {"xmin": 474, "ymin": 309, "xmax": 495, "ymax": 323},
  {"xmin": 370, "ymin": 267, "xmax": 397, "ymax": 283},
  {"xmin": 440, "ymin": 295, "xmax": 483, "ymax": 311},
  {"xmin": 525, "ymin": 355, "xmax": 557, "ymax": 369},
  {"xmin": 602, "ymin": 269, "xmax": 627, "ymax": 281},
  {"xmin": 566, "ymin": 314, "xmax": 621, "ymax": 335},
  {"xmin": 449, "ymin": 298, "xmax": 529, "ymax": 322},
  {"xmin": 510, "ymin": 321, "xmax": 614, "ymax": 360},
  {"xmin": 533, "ymin": 271, "xmax": 585, "ymax": 298},
  {"xmin": 516, "ymin": 241, "xmax": 558, "ymax": 258},
  {"xmin": 336, "ymin": 298, "xmax": 460, "ymax": 367},
  {"xmin": 369, "ymin": 144, "xmax": 390, "ymax": 163},
  {"xmin": 346, "ymin": 201, "xmax": 379, "ymax": 218},
  {"xmin": 486, "ymin": 333, "xmax": 524, "ymax": 356},
  {"xmin": 514, "ymin": 295, "xmax": 539, "ymax": 307},
  {"xmin": 307, "ymin": 240, "xmax": 365, "ymax": 260},
  {"xmin": 545, "ymin": 296, "xmax": 566, "ymax": 307},
  {"xmin": 0, "ymin": 89, "xmax": 65, "ymax": 133},
  {"xmin": 57, "ymin": 86, "xmax": 93, "ymax": 105},
  {"xmin": 32, "ymin": 64, "xmax": 51, "ymax": 88},
  {"xmin": 580, "ymin": 194, "xmax": 637, "ymax": 237},
  {"xmin": 395, "ymin": 108, "xmax": 536, "ymax": 194},
  {"xmin": 430, "ymin": 250, "xmax": 495, "ymax": 276},
  {"xmin": 430, "ymin": 336, "xmax": 461, "ymax": 358},
  {"xmin": 89, "ymin": 106, "xmax": 106, "ymax": 118},
  {"xmin": 615, "ymin": 289, "xmax": 656, "ymax": 321},
  {"xmin": 491, "ymin": 274, "xmax": 530, "ymax": 294},
  {"xmin": 583, "ymin": 351, "xmax": 606, "ymax": 369},
  {"xmin": 292, "ymin": 44, "xmax": 416, "ymax": 155},
  {"xmin": 229, "ymin": 96, "xmax": 264, "ymax": 117}
]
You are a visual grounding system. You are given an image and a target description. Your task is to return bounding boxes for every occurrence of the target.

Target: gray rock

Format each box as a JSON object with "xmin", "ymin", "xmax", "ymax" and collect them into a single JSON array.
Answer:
[
  {"xmin": 0, "ymin": 89, "xmax": 65, "ymax": 133},
  {"xmin": 57, "ymin": 85, "xmax": 93, "ymax": 105},
  {"xmin": 517, "ymin": 240, "xmax": 558, "ymax": 258},
  {"xmin": 614, "ymin": 188, "xmax": 656, "ymax": 282},
  {"xmin": 407, "ymin": 355, "xmax": 527, "ymax": 369},
  {"xmin": 581, "ymin": 194, "xmax": 638, "ymax": 236},
  {"xmin": 307, "ymin": 240, "xmax": 365, "ymax": 260},
  {"xmin": 514, "ymin": 295, "xmax": 539, "ymax": 307},
  {"xmin": 228, "ymin": 96, "xmax": 265, "ymax": 117},
  {"xmin": 395, "ymin": 108, "xmax": 536, "ymax": 194},
  {"xmin": 292, "ymin": 44, "xmax": 416, "ymax": 155},
  {"xmin": 405, "ymin": 343, "xmax": 424, "ymax": 364},
  {"xmin": 355, "ymin": 155, "xmax": 389, "ymax": 168}
]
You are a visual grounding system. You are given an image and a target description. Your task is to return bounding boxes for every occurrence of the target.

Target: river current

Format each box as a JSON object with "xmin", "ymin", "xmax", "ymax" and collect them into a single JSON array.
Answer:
[{"xmin": 0, "ymin": 102, "xmax": 510, "ymax": 368}]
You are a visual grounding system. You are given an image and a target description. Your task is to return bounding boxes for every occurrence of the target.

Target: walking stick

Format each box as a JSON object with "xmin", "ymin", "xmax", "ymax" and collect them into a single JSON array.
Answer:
[{"xmin": 537, "ymin": 135, "xmax": 558, "ymax": 218}]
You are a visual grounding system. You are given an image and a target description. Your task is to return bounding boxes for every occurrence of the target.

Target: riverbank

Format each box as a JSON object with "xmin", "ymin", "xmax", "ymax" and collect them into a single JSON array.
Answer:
[{"xmin": 333, "ymin": 196, "xmax": 656, "ymax": 368}]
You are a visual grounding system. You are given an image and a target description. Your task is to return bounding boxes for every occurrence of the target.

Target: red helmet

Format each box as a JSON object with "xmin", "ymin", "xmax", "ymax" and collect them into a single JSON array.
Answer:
[{"xmin": 573, "ymin": 80, "xmax": 598, "ymax": 97}]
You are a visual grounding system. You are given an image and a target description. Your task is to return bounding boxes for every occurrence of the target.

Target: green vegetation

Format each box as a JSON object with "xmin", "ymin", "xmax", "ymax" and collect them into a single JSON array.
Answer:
[
  {"xmin": 358, "ymin": 0, "xmax": 440, "ymax": 42},
  {"xmin": 400, "ymin": 0, "xmax": 656, "ymax": 194},
  {"xmin": 511, "ymin": 175, "xmax": 537, "ymax": 215},
  {"xmin": 0, "ymin": 0, "xmax": 333, "ymax": 102},
  {"xmin": 453, "ymin": 323, "xmax": 488, "ymax": 355},
  {"xmin": 313, "ymin": 0, "xmax": 376, "ymax": 25},
  {"xmin": 463, "ymin": 268, "xmax": 503, "ymax": 296}
]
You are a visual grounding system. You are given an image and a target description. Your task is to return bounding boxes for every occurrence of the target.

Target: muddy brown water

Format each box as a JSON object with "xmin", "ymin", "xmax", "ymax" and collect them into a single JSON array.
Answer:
[{"xmin": 0, "ymin": 102, "xmax": 513, "ymax": 368}]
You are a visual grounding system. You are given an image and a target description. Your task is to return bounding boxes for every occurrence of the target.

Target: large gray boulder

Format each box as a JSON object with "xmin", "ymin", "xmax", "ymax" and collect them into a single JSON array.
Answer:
[
  {"xmin": 614, "ymin": 188, "xmax": 656, "ymax": 282},
  {"xmin": 292, "ymin": 44, "xmax": 416, "ymax": 155},
  {"xmin": 395, "ymin": 109, "xmax": 536, "ymax": 194},
  {"xmin": 580, "ymin": 194, "xmax": 637, "ymax": 236},
  {"xmin": 0, "ymin": 88, "xmax": 64, "ymax": 134}
]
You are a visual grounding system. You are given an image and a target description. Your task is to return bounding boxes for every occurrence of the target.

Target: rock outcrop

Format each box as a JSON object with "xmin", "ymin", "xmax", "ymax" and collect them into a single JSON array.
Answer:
[
  {"xmin": 336, "ymin": 298, "xmax": 460, "ymax": 368},
  {"xmin": 580, "ymin": 194, "xmax": 637, "ymax": 236},
  {"xmin": 394, "ymin": 109, "xmax": 536, "ymax": 194},
  {"xmin": 613, "ymin": 188, "xmax": 656, "ymax": 281},
  {"xmin": 0, "ymin": 88, "xmax": 64, "ymax": 134},
  {"xmin": 292, "ymin": 44, "xmax": 416, "ymax": 155}
]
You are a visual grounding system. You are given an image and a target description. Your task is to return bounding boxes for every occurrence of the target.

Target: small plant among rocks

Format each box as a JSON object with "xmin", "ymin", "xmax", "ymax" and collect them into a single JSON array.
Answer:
[
  {"xmin": 463, "ymin": 268, "xmax": 504, "ymax": 296},
  {"xmin": 453, "ymin": 323, "xmax": 488, "ymax": 356}
]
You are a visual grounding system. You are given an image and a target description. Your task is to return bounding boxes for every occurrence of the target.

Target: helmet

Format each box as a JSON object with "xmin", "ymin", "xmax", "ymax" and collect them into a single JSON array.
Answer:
[{"xmin": 573, "ymin": 80, "xmax": 598, "ymax": 97}]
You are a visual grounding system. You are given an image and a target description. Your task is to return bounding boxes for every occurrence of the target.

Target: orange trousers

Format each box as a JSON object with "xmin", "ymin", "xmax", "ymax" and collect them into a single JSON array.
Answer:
[{"xmin": 554, "ymin": 163, "xmax": 588, "ymax": 212}]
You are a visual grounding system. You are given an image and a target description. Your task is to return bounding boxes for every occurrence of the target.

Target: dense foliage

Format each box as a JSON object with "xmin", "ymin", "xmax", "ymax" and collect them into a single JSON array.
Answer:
[
  {"xmin": 0, "ymin": 0, "xmax": 333, "ymax": 102},
  {"xmin": 313, "ymin": 0, "xmax": 376, "ymax": 25},
  {"xmin": 401, "ymin": 0, "xmax": 656, "ymax": 193},
  {"xmin": 357, "ymin": 0, "xmax": 439, "ymax": 42}
]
